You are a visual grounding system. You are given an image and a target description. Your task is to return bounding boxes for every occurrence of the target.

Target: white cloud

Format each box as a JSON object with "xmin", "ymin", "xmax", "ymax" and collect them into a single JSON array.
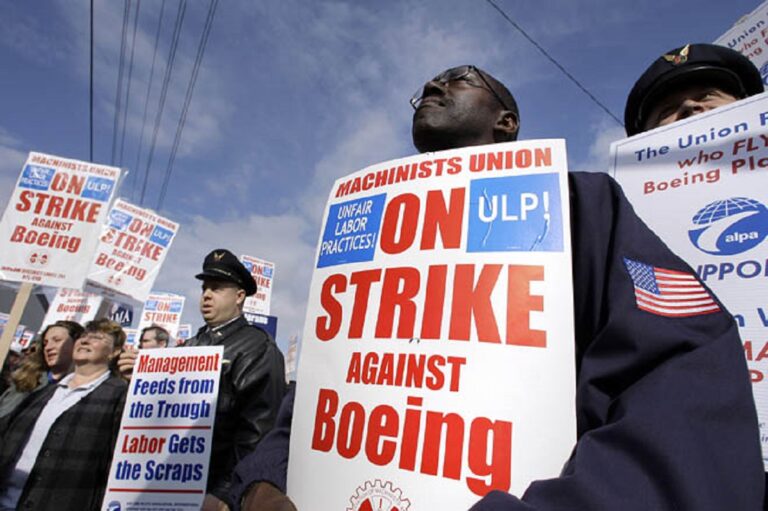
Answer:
[
  {"xmin": 152, "ymin": 211, "xmax": 316, "ymax": 345},
  {"xmin": 572, "ymin": 119, "xmax": 627, "ymax": 173}
]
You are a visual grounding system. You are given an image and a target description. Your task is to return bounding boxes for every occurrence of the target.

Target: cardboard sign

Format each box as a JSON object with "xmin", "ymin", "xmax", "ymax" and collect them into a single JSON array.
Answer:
[
  {"xmin": 41, "ymin": 288, "xmax": 102, "ymax": 327},
  {"xmin": 18, "ymin": 330, "xmax": 34, "ymax": 349},
  {"xmin": 240, "ymin": 255, "xmax": 275, "ymax": 316},
  {"xmin": 610, "ymin": 93, "xmax": 768, "ymax": 467},
  {"xmin": 124, "ymin": 328, "xmax": 139, "ymax": 348},
  {"xmin": 176, "ymin": 324, "xmax": 193, "ymax": 346},
  {"xmin": 87, "ymin": 199, "xmax": 179, "ymax": 303},
  {"xmin": 0, "ymin": 152, "xmax": 120, "ymax": 288},
  {"xmin": 0, "ymin": 313, "xmax": 8, "ymax": 338},
  {"xmin": 288, "ymin": 141, "xmax": 576, "ymax": 509},
  {"xmin": 715, "ymin": 1, "xmax": 768, "ymax": 88},
  {"xmin": 243, "ymin": 312, "xmax": 278, "ymax": 339},
  {"xmin": 137, "ymin": 292, "xmax": 185, "ymax": 339},
  {"xmin": 102, "ymin": 346, "xmax": 223, "ymax": 511}
]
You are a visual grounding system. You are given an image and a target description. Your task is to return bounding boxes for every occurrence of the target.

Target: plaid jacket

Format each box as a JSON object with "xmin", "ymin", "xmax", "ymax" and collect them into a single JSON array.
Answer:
[{"xmin": 0, "ymin": 375, "xmax": 127, "ymax": 511}]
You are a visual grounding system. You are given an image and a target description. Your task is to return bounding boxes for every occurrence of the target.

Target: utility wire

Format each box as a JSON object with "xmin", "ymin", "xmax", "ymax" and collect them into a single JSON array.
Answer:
[
  {"xmin": 139, "ymin": 0, "xmax": 186, "ymax": 206},
  {"xmin": 157, "ymin": 0, "xmax": 219, "ymax": 211},
  {"xmin": 110, "ymin": 0, "xmax": 132, "ymax": 166},
  {"xmin": 484, "ymin": 0, "xmax": 624, "ymax": 127},
  {"xmin": 131, "ymin": 0, "xmax": 166, "ymax": 202},
  {"xmin": 117, "ymin": 0, "xmax": 141, "ymax": 168},
  {"xmin": 89, "ymin": 0, "xmax": 94, "ymax": 162}
]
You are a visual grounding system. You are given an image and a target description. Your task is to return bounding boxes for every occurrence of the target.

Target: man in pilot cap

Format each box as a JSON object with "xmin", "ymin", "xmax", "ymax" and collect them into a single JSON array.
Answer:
[
  {"xmin": 624, "ymin": 42, "xmax": 764, "ymax": 136},
  {"xmin": 228, "ymin": 63, "xmax": 763, "ymax": 510},
  {"xmin": 624, "ymin": 42, "xmax": 768, "ymax": 508},
  {"xmin": 176, "ymin": 249, "xmax": 287, "ymax": 510}
]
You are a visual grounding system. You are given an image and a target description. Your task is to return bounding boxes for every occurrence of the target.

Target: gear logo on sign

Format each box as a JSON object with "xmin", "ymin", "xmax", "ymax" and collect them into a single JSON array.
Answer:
[
  {"xmin": 688, "ymin": 197, "xmax": 768, "ymax": 256},
  {"xmin": 28, "ymin": 252, "xmax": 49, "ymax": 265},
  {"xmin": 347, "ymin": 480, "xmax": 411, "ymax": 511}
]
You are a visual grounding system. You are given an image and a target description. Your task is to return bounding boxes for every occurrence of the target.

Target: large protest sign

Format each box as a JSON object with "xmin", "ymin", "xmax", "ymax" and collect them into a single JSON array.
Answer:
[
  {"xmin": 288, "ymin": 141, "xmax": 576, "ymax": 509},
  {"xmin": 137, "ymin": 292, "xmax": 185, "ymax": 339},
  {"xmin": 41, "ymin": 288, "xmax": 102, "ymax": 327},
  {"xmin": 87, "ymin": 199, "xmax": 179, "ymax": 303},
  {"xmin": 610, "ymin": 93, "xmax": 768, "ymax": 466},
  {"xmin": 240, "ymin": 255, "xmax": 275, "ymax": 316},
  {"xmin": 715, "ymin": 1, "xmax": 768, "ymax": 87},
  {"xmin": 0, "ymin": 152, "xmax": 120, "ymax": 288},
  {"xmin": 102, "ymin": 346, "xmax": 222, "ymax": 511}
]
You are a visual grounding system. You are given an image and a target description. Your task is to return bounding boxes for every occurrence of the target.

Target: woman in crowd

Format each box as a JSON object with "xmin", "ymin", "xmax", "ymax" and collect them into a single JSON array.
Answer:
[
  {"xmin": 0, "ymin": 318, "xmax": 128, "ymax": 511},
  {"xmin": 0, "ymin": 320, "xmax": 83, "ymax": 419}
]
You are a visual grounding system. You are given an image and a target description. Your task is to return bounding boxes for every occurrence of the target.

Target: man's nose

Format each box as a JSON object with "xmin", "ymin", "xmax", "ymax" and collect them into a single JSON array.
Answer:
[
  {"xmin": 677, "ymin": 98, "xmax": 707, "ymax": 120},
  {"xmin": 421, "ymin": 79, "xmax": 447, "ymax": 98}
]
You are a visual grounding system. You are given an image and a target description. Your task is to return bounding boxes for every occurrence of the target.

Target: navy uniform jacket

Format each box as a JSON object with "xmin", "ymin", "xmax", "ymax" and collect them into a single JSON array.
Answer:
[
  {"xmin": 230, "ymin": 172, "xmax": 764, "ymax": 510},
  {"xmin": 184, "ymin": 315, "xmax": 286, "ymax": 505}
]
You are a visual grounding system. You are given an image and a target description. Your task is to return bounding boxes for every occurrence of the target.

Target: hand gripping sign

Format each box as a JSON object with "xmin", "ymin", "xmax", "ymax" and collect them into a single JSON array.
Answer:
[
  {"xmin": 0, "ymin": 152, "xmax": 121, "ymax": 288},
  {"xmin": 611, "ymin": 93, "xmax": 768, "ymax": 467},
  {"xmin": 87, "ymin": 199, "xmax": 179, "ymax": 303},
  {"xmin": 102, "ymin": 346, "xmax": 223, "ymax": 511},
  {"xmin": 288, "ymin": 140, "xmax": 576, "ymax": 509}
]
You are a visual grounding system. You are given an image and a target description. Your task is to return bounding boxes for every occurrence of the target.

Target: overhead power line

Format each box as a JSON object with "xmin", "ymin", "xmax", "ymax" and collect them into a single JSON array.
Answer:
[
  {"xmin": 139, "ymin": 0, "xmax": 186, "ymax": 206},
  {"xmin": 117, "ymin": 0, "xmax": 142, "ymax": 168},
  {"xmin": 484, "ymin": 0, "xmax": 624, "ymax": 127},
  {"xmin": 89, "ymin": 0, "xmax": 94, "ymax": 161},
  {"xmin": 156, "ymin": 0, "xmax": 220, "ymax": 212},
  {"xmin": 111, "ymin": 0, "xmax": 132, "ymax": 166},
  {"xmin": 130, "ymin": 0, "xmax": 166, "ymax": 202}
]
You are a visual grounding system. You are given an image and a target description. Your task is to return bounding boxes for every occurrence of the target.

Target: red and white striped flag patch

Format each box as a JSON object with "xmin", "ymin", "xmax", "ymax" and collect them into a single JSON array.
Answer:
[{"xmin": 623, "ymin": 258, "xmax": 720, "ymax": 317}]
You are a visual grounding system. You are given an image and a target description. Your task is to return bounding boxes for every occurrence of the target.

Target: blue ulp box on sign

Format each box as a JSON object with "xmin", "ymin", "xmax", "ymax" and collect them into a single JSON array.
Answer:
[
  {"xmin": 81, "ymin": 177, "xmax": 115, "ymax": 201},
  {"xmin": 317, "ymin": 193, "xmax": 386, "ymax": 268},
  {"xmin": 467, "ymin": 173, "xmax": 563, "ymax": 252}
]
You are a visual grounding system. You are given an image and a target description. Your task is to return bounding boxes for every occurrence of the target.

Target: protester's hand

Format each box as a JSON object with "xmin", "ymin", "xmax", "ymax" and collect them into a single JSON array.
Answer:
[
  {"xmin": 201, "ymin": 494, "xmax": 230, "ymax": 511},
  {"xmin": 241, "ymin": 482, "xmax": 297, "ymax": 511},
  {"xmin": 117, "ymin": 346, "xmax": 139, "ymax": 381}
]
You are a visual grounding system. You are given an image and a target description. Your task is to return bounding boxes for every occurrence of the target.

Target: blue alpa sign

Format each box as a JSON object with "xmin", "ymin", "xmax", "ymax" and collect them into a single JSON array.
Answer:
[
  {"xmin": 688, "ymin": 197, "xmax": 768, "ymax": 256},
  {"xmin": 467, "ymin": 173, "xmax": 563, "ymax": 252}
]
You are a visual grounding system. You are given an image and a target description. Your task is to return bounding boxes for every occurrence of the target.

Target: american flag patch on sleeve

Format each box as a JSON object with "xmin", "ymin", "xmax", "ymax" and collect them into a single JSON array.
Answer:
[{"xmin": 623, "ymin": 258, "xmax": 720, "ymax": 317}]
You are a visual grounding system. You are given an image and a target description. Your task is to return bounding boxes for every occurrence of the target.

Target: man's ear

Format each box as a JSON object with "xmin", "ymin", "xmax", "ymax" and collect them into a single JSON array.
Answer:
[{"xmin": 494, "ymin": 110, "xmax": 519, "ymax": 141}]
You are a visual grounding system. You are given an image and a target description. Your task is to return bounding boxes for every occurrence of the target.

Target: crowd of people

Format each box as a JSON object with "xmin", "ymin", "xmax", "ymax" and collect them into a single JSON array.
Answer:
[{"xmin": 0, "ymin": 42, "xmax": 766, "ymax": 510}]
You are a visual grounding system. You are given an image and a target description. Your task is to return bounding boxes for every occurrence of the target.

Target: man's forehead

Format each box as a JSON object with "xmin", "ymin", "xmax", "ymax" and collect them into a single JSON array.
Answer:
[{"xmin": 202, "ymin": 277, "xmax": 240, "ymax": 288}]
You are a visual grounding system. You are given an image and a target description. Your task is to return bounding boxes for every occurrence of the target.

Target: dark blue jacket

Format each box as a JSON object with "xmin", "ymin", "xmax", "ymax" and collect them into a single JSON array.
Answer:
[{"xmin": 231, "ymin": 172, "xmax": 764, "ymax": 510}]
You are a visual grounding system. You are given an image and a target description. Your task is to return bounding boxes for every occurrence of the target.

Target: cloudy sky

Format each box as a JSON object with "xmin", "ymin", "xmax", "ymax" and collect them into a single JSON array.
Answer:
[{"xmin": 0, "ymin": 0, "xmax": 761, "ymax": 352}]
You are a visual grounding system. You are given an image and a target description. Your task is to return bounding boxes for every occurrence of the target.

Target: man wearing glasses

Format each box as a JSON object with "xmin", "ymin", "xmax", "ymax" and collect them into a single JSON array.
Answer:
[{"xmin": 230, "ymin": 65, "xmax": 762, "ymax": 510}]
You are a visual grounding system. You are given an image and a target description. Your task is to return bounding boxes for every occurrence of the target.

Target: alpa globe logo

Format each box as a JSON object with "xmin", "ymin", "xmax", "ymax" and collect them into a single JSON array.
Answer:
[{"xmin": 688, "ymin": 197, "xmax": 768, "ymax": 256}]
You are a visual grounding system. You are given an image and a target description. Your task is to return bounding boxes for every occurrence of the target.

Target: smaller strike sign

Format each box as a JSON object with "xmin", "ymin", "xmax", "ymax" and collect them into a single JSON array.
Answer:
[
  {"xmin": 0, "ymin": 152, "xmax": 121, "ymax": 288},
  {"xmin": 87, "ymin": 199, "xmax": 179, "ymax": 302},
  {"xmin": 102, "ymin": 346, "xmax": 222, "ymax": 511},
  {"xmin": 240, "ymin": 255, "xmax": 275, "ymax": 316},
  {"xmin": 41, "ymin": 288, "xmax": 102, "ymax": 326},
  {"xmin": 137, "ymin": 292, "xmax": 185, "ymax": 339}
]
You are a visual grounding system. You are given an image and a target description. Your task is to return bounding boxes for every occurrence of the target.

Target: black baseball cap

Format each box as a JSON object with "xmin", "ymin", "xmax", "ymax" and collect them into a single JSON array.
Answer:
[
  {"xmin": 625, "ymin": 43, "xmax": 763, "ymax": 136},
  {"xmin": 195, "ymin": 249, "xmax": 257, "ymax": 296}
]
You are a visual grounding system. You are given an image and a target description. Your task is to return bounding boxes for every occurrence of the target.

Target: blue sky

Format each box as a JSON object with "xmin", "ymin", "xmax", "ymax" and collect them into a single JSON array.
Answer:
[{"xmin": 0, "ymin": 0, "xmax": 762, "ymax": 352}]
